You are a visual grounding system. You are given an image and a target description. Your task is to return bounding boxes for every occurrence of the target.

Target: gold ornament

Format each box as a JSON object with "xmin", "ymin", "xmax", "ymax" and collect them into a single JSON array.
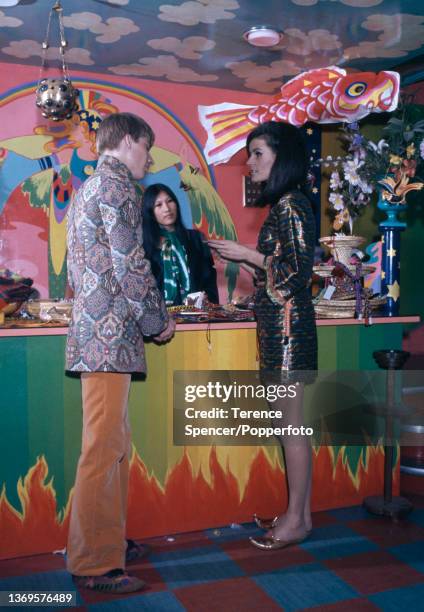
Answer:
[
  {"xmin": 36, "ymin": 77, "xmax": 78, "ymax": 121},
  {"xmin": 378, "ymin": 171, "xmax": 424, "ymax": 204}
]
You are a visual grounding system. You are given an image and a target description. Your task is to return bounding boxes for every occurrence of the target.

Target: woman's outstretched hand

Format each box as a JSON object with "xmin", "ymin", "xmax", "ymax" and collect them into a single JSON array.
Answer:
[
  {"xmin": 208, "ymin": 240, "xmax": 265, "ymax": 269},
  {"xmin": 208, "ymin": 240, "xmax": 249, "ymax": 262}
]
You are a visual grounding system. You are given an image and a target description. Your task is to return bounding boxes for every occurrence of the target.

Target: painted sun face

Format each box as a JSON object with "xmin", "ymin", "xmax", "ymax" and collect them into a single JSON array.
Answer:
[
  {"xmin": 246, "ymin": 136, "xmax": 277, "ymax": 183},
  {"xmin": 153, "ymin": 190, "xmax": 178, "ymax": 230}
]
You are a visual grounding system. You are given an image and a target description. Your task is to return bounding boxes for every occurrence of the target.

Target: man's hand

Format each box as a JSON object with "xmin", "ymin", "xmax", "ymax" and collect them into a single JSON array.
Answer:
[{"xmin": 153, "ymin": 316, "xmax": 176, "ymax": 344}]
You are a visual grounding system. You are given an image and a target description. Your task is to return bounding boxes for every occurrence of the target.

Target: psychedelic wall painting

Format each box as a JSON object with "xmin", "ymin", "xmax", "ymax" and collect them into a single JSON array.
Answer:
[{"xmin": 0, "ymin": 79, "xmax": 239, "ymax": 301}]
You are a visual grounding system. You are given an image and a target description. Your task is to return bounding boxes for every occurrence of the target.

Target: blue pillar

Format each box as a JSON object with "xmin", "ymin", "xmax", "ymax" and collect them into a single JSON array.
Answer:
[{"xmin": 378, "ymin": 200, "xmax": 406, "ymax": 317}]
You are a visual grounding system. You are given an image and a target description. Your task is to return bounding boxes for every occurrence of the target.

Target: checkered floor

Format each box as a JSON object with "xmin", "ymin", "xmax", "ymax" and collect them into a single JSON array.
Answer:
[{"xmin": 1, "ymin": 495, "xmax": 423, "ymax": 611}]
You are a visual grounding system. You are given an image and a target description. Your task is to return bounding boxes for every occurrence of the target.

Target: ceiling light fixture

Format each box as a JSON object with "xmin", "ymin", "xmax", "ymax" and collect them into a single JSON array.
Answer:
[
  {"xmin": 243, "ymin": 26, "xmax": 283, "ymax": 48},
  {"xmin": 35, "ymin": 0, "xmax": 78, "ymax": 121}
]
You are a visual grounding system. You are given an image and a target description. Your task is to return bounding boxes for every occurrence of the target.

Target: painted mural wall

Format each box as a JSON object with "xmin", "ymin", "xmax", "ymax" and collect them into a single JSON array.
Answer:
[
  {"xmin": 0, "ymin": 62, "xmax": 323, "ymax": 303},
  {"xmin": 0, "ymin": 62, "xmax": 273, "ymax": 302}
]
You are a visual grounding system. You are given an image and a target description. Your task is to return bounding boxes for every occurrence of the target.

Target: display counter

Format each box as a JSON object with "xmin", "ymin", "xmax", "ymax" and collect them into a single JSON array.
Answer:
[
  {"xmin": 0, "ymin": 316, "xmax": 419, "ymax": 559},
  {"xmin": 0, "ymin": 315, "xmax": 419, "ymax": 336}
]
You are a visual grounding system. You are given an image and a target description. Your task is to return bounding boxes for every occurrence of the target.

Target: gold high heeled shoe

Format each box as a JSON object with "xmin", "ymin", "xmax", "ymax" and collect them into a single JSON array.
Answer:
[
  {"xmin": 249, "ymin": 533, "xmax": 309, "ymax": 551},
  {"xmin": 253, "ymin": 514, "xmax": 278, "ymax": 530},
  {"xmin": 253, "ymin": 514, "xmax": 312, "ymax": 535}
]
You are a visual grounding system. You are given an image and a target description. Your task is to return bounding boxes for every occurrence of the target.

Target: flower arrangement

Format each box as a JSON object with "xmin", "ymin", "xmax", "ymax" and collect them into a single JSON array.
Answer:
[{"xmin": 321, "ymin": 103, "xmax": 424, "ymax": 234}]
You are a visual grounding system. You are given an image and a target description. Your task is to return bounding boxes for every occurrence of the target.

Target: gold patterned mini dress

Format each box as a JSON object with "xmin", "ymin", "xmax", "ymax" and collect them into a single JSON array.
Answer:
[{"xmin": 254, "ymin": 190, "xmax": 317, "ymax": 375}]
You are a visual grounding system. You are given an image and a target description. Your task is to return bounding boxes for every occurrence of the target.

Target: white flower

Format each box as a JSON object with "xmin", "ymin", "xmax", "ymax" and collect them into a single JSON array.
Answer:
[
  {"xmin": 358, "ymin": 179, "xmax": 373, "ymax": 194},
  {"xmin": 367, "ymin": 139, "xmax": 388, "ymax": 155},
  {"xmin": 329, "ymin": 192, "xmax": 345, "ymax": 210},
  {"xmin": 329, "ymin": 171, "xmax": 342, "ymax": 190},
  {"xmin": 343, "ymin": 161, "xmax": 361, "ymax": 187},
  {"xmin": 323, "ymin": 154, "xmax": 336, "ymax": 168},
  {"xmin": 356, "ymin": 146, "xmax": 367, "ymax": 161}
]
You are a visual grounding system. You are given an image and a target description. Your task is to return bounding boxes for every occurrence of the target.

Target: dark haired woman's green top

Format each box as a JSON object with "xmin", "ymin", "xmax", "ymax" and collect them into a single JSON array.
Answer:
[
  {"xmin": 160, "ymin": 229, "xmax": 191, "ymax": 305},
  {"xmin": 151, "ymin": 229, "xmax": 219, "ymax": 306}
]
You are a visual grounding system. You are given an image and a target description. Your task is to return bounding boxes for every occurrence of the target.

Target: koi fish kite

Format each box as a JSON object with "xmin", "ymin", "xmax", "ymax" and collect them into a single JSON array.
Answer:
[{"xmin": 198, "ymin": 66, "xmax": 400, "ymax": 165}]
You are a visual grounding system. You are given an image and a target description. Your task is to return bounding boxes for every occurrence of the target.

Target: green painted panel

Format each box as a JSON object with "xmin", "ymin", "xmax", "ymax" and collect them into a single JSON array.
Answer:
[
  {"xmin": 401, "ymin": 202, "xmax": 424, "ymax": 328},
  {"xmin": 316, "ymin": 324, "xmax": 404, "ymax": 473},
  {"xmin": 26, "ymin": 337, "xmax": 66, "ymax": 509},
  {"xmin": 63, "ymin": 372, "xmax": 82, "ymax": 504},
  {"xmin": 0, "ymin": 337, "xmax": 29, "ymax": 512},
  {"xmin": 129, "ymin": 373, "xmax": 169, "ymax": 483},
  {"xmin": 336, "ymin": 326, "xmax": 359, "ymax": 369},
  {"xmin": 317, "ymin": 326, "xmax": 338, "ymax": 369},
  {"xmin": 358, "ymin": 324, "xmax": 403, "ymax": 370}
]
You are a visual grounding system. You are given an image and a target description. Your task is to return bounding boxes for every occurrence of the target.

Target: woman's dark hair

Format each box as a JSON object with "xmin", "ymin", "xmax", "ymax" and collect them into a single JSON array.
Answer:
[
  {"xmin": 142, "ymin": 183, "xmax": 189, "ymax": 277},
  {"xmin": 246, "ymin": 121, "xmax": 310, "ymax": 206}
]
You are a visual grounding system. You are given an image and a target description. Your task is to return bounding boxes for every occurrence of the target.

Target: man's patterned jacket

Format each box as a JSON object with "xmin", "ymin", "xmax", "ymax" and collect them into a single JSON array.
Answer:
[{"xmin": 66, "ymin": 155, "xmax": 169, "ymax": 373}]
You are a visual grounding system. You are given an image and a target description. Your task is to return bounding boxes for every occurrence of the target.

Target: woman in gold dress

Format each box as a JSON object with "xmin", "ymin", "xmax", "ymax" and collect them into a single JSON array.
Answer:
[{"xmin": 209, "ymin": 121, "xmax": 317, "ymax": 549}]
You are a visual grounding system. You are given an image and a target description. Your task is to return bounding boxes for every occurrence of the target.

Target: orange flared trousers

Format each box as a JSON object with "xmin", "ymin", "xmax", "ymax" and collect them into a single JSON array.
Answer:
[{"xmin": 67, "ymin": 372, "xmax": 132, "ymax": 576}]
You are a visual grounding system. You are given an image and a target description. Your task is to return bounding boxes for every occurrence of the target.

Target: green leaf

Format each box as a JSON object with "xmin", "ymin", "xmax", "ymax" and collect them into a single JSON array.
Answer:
[
  {"xmin": 59, "ymin": 165, "xmax": 71, "ymax": 183},
  {"xmin": 22, "ymin": 168, "xmax": 53, "ymax": 209}
]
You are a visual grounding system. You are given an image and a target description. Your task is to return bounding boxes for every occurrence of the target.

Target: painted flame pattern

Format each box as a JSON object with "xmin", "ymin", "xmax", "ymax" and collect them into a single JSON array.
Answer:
[{"xmin": 0, "ymin": 446, "xmax": 397, "ymax": 559}]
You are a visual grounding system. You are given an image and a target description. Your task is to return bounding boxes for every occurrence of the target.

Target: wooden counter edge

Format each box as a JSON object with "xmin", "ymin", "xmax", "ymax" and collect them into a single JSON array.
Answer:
[{"xmin": 0, "ymin": 315, "xmax": 420, "ymax": 337}]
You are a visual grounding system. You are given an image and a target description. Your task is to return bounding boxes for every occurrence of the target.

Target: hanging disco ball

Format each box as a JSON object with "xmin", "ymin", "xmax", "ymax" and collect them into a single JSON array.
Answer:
[{"xmin": 35, "ymin": 77, "xmax": 79, "ymax": 121}]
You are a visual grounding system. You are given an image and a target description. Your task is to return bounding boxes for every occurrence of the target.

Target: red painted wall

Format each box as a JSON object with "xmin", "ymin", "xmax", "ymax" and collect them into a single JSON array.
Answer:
[
  {"xmin": 0, "ymin": 62, "xmax": 272, "ymax": 299},
  {"xmin": 0, "ymin": 65, "xmax": 270, "ymax": 239}
]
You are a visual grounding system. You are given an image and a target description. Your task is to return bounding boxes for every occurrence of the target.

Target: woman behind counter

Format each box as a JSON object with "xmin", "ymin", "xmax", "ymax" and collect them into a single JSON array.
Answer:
[
  {"xmin": 209, "ymin": 121, "xmax": 317, "ymax": 551},
  {"xmin": 142, "ymin": 183, "xmax": 219, "ymax": 305}
]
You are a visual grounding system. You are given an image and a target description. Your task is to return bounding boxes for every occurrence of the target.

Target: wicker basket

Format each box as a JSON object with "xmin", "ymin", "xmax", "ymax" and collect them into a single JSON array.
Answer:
[
  {"xmin": 24, "ymin": 299, "xmax": 73, "ymax": 322},
  {"xmin": 313, "ymin": 263, "xmax": 375, "ymax": 279},
  {"xmin": 314, "ymin": 295, "xmax": 387, "ymax": 318},
  {"xmin": 319, "ymin": 235, "xmax": 365, "ymax": 265}
]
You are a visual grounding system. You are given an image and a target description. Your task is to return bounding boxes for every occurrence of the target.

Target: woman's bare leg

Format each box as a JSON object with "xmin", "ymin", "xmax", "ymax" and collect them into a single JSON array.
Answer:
[{"xmin": 270, "ymin": 385, "xmax": 313, "ymax": 541}]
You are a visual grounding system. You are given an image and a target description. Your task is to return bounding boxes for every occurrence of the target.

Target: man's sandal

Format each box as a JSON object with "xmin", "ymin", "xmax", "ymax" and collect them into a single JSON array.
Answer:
[
  {"xmin": 126, "ymin": 539, "xmax": 151, "ymax": 563},
  {"xmin": 73, "ymin": 569, "xmax": 145, "ymax": 593}
]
